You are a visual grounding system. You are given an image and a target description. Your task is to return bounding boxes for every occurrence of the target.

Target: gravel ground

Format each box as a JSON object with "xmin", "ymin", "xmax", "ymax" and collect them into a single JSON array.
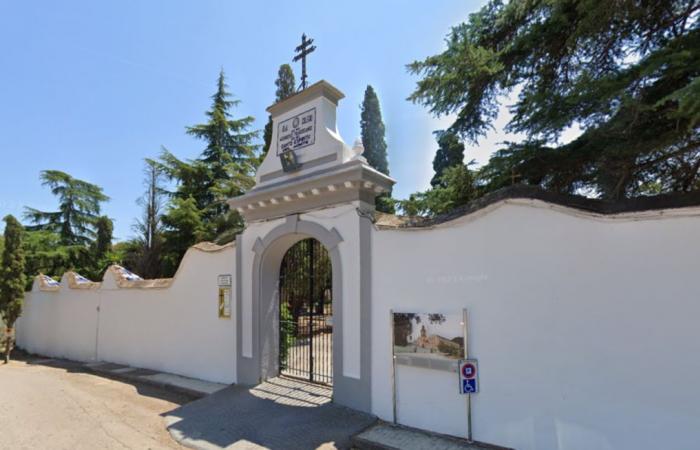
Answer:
[{"xmin": 0, "ymin": 357, "xmax": 191, "ymax": 449}]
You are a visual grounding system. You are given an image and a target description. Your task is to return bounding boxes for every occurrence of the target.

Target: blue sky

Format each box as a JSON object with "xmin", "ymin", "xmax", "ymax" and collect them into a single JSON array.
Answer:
[{"xmin": 0, "ymin": 0, "xmax": 508, "ymax": 240}]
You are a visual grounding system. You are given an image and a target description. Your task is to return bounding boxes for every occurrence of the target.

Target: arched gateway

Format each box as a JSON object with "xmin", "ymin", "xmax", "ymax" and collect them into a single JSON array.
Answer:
[
  {"xmin": 279, "ymin": 238, "xmax": 333, "ymax": 384},
  {"xmin": 228, "ymin": 80, "xmax": 394, "ymax": 412}
]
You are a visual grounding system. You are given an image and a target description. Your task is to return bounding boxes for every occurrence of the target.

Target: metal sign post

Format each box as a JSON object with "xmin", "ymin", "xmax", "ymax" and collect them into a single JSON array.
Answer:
[
  {"xmin": 462, "ymin": 308, "xmax": 473, "ymax": 442},
  {"xmin": 390, "ymin": 309, "xmax": 398, "ymax": 424}
]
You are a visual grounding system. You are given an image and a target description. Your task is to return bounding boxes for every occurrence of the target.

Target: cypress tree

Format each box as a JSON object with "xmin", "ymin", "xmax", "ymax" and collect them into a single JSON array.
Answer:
[
  {"xmin": 431, "ymin": 131, "xmax": 465, "ymax": 187},
  {"xmin": 0, "ymin": 215, "xmax": 26, "ymax": 363},
  {"xmin": 264, "ymin": 64, "xmax": 297, "ymax": 154},
  {"xmin": 360, "ymin": 85, "xmax": 394, "ymax": 213},
  {"xmin": 94, "ymin": 216, "xmax": 113, "ymax": 258},
  {"xmin": 360, "ymin": 85, "xmax": 389, "ymax": 175}
]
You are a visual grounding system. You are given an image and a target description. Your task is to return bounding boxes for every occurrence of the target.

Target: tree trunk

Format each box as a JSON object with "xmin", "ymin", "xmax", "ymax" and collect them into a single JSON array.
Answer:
[{"xmin": 4, "ymin": 327, "xmax": 13, "ymax": 364}]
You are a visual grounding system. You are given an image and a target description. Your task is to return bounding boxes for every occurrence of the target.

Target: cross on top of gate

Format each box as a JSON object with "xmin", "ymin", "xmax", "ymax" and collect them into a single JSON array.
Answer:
[{"xmin": 293, "ymin": 33, "xmax": 316, "ymax": 91}]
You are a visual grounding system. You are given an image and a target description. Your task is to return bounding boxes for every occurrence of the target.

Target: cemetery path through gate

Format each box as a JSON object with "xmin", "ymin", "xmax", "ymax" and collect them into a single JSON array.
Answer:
[{"xmin": 279, "ymin": 238, "xmax": 333, "ymax": 385}]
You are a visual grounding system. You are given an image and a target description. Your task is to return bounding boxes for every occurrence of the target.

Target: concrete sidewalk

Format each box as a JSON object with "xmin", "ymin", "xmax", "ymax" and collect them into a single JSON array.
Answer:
[{"xmin": 84, "ymin": 361, "xmax": 228, "ymax": 398}]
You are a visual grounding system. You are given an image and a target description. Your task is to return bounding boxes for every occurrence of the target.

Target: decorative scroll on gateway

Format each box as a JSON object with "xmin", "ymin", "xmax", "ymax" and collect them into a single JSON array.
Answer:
[{"xmin": 277, "ymin": 108, "xmax": 316, "ymax": 155}]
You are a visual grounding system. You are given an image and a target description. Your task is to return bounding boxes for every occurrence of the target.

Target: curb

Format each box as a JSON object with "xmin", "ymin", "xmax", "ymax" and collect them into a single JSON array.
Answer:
[
  {"xmin": 351, "ymin": 421, "xmax": 513, "ymax": 450},
  {"xmin": 83, "ymin": 365, "xmax": 211, "ymax": 400}
]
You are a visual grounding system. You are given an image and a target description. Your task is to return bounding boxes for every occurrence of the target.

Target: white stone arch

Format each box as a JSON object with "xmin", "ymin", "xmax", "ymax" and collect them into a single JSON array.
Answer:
[{"xmin": 236, "ymin": 214, "xmax": 368, "ymax": 409}]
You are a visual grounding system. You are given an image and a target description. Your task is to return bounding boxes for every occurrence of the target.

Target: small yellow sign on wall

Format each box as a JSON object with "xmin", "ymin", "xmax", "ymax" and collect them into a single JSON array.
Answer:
[
  {"xmin": 218, "ymin": 287, "xmax": 231, "ymax": 319},
  {"xmin": 218, "ymin": 273, "xmax": 232, "ymax": 319}
]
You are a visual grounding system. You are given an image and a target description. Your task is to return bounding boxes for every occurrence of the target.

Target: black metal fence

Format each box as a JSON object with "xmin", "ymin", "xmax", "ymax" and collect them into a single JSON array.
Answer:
[{"xmin": 279, "ymin": 238, "xmax": 333, "ymax": 385}]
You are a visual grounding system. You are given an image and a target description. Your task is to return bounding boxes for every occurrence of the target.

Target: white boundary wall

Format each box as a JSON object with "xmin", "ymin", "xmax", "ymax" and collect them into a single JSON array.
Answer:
[
  {"xmin": 16, "ymin": 244, "xmax": 236, "ymax": 384},
  {"xmin": 14, "ymin": 197, "xmax": 700, "ymax": 450},
  {"xmin": 371, "ymin": 199, "xmax": 700, "ymax": 450}
]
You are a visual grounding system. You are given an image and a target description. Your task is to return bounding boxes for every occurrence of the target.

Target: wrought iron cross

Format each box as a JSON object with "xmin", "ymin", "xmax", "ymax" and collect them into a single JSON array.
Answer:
[{"xmin": 293, "ymin": 33, "xmax": 316, "ymax": 91}]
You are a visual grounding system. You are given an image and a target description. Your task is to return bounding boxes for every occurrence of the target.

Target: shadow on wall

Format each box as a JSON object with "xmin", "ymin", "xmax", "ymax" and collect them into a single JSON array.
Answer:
[{"xmin": 163, "ymin": 378, "xmax": 376, "ymax": 450}]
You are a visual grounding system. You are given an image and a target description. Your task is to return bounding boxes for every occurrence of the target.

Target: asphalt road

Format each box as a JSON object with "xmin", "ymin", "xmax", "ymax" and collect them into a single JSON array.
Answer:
[{"xmin": 0, "ymin": 358, "xmax": 190, "ymax": 449}]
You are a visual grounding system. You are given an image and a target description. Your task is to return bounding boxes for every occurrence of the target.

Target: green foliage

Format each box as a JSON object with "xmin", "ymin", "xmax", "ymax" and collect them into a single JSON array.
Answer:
[
  {"xmin": 409, "ymin": 0, "xmax": 700, "ymax": 199},
  {"xmin": 431, "ymin": 131, "xmax": 465, "ymax": 187},
  {"xmin": 278, "ymin": 299, "xmax": 295, "ymax": 369},
  {"xmin": 24, "ymin": 170, "xmax": 109, "ymax": 244},
  {"xmin": 83, "ymin": 215, "xmax": 115, "ymax": 280},
  {"xmin": 21, "ymin": 170, "xmax": 114, "ymax": 282},
  {"xmin": 1, "ymin": 215, "xmax": 26, "ymax": 362},
  {"xmin": 93, "ymin": 216, "xmax": 113, "ymax": 258},
  {"xmin": 22, "ymin": 230, "xmax": 82, "ymax": 287},
  {"xmin": 161, "ymin": 196, "xmax": 204, "ymax": 276},
  {"xmin": 275, "ymin": 64, "xmax": 297, "ymax": 102},
  {"xmin": 186, "ymin": 70, "xmax": 259, "ymax": 185},
  {"xmin": 361, "ymin": 85, "xmax": 390, "ymax": 175},
  {"xmin": 264, "ymin": 64, "xmax": 297, "ymax": 155},
  {"xmin": 160, "ymin": 70, "xmax": 259, "ymax": 249},
  {"xmin": 360, "ymin": 85, "xmax": 395, "ymax": 213},
  {"xmin": 399, "ymin": 165, "xmax": 476, "ymax": 217}
]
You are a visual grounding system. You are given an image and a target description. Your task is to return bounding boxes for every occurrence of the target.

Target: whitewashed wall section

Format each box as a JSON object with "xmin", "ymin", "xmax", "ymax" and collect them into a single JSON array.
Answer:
[
  {"xmin": 16, "ymin": 243, "xmax": 237, "ymax": 384},
  {"xmin": 371, "ymin": 199, "xmax": 700, "ymax": 450}
]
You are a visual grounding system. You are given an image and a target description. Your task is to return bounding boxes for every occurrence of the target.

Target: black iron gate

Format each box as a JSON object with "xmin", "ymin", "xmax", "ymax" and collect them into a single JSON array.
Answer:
[{"xmin": 279, "ymin": 238, "xmax": 333, "ymax": 384}]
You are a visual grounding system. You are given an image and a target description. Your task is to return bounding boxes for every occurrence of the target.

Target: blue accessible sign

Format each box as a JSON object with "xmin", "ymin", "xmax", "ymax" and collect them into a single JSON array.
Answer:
[{"xmin": 458, "ymin": 359, "xmax": 479, "ymax": 394}]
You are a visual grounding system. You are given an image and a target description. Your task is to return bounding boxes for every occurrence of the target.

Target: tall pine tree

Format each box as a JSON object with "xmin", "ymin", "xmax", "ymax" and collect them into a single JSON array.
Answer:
[
  {"xmin": 0, "ymin": 215, "xmax": 26, "ymax": 363},
  {"xmin": 156, "ymin": 70, "xmax": 259, "ymax": 274},
  {"xmin": 431, "ymin": 131, "xmax": 465, "ymax": 187},
  {"xmin": 360, "ymin": 85, "xmax": 394, "ymax": 213},
  {"xmin": 181, "ymin": 69, "xmax": 259, "ymax": 240},
  {"xmin": 263, "ymin": 64, "xmax": 297, "ymax": 154}
]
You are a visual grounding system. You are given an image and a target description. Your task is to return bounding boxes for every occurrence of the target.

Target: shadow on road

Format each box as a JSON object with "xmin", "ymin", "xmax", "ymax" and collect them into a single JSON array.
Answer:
[
  {"xmin": 163, "ymin": 377, "xmax": 376, "ymax": 450},
  {"xmin": 10, "ymin": 349, "xmax": 195, "ymax": 406}
]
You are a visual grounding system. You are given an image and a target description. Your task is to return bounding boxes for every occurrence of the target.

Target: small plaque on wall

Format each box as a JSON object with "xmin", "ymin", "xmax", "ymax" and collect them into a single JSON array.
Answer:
[{"xmin": 218, "ymin": 274, "xmax": 232, "ymax": 286}]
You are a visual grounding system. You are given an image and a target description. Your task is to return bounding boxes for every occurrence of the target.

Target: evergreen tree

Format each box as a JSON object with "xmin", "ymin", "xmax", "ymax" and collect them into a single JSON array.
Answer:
[
  {"xmin": 94, "ymin": 216, "xmax": 113, "ymax": 258},
  {"xmin": 431, "ymin": 131, "xmax": 465, "ymax": 187},
  {"xmin": 264, "ymin": 64, "xmax": 297, "ymax": 154},
  {"xmin": 360, "ymin": 85, "xmax": 394, "ymax": 213},
  {"xmin": 80, "ymin": 215, "xmax": 115, "ymax": 280},
  {"xmin": 398, "ymin": 164, "xmax": 476, "ymax": 217},
  {"xmin": 22, "ymin": 230, "xmax": 77, "ymax": 287},
  {"xmin": 0, "ymin": 215, "xmax": 26, "ymax": 363},
  {"xmin": 24, "ymin": 170, "xmax": 109, "ymax": 245},
  {"xmin": 183, "ymin": 70, "xmax": 260, "ymax": 239},
  {"xmin": 361, "ymin": 85, "xmax": 389, "ymax": 175},
  {"xmin": 409, "ymin": 0, "xmax": 700, "ymax": 199},
  {"xmin": 161, "ymin": 196, "xmax": 204, "ymax": 276},
  {"xmin": 158, "ymin": 148, "xmax": 212, "ymax": 211}
]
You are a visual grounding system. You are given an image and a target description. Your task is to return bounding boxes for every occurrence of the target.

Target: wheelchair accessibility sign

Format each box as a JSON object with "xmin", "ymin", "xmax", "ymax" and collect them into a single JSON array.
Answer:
[{"xmin": 458, "ymin": 359, "xmax": 479, "ymax": 394}]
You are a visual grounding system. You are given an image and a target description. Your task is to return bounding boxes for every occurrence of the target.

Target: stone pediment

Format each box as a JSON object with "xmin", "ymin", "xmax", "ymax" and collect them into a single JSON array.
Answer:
[{"xmin": 230, "ymin": 80, "xmax": 394, "ymax": 221}]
